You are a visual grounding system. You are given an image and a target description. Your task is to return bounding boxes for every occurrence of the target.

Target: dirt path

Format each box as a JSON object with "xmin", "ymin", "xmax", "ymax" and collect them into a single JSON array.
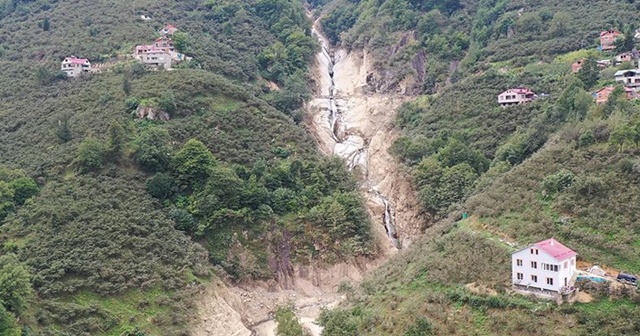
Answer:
[{"xmin": 190, "ymin": 15, "xmax": 423, "ymax": 336}]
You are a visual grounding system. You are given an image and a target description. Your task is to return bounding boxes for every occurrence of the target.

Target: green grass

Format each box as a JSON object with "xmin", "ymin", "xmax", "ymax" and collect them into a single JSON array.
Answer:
[{"xmin": 69, "ymin": 288, "xmax": 171, "ymax": 336}]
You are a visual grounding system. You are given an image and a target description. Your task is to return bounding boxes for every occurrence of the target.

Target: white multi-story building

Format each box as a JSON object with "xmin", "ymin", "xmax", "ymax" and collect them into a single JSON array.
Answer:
[
  {"xmin": 497, "ymin": 88, "xmax": 536, "ymax": 107},
  {"xmin": 512, "ymin": 238, "xmax": 576, "ymax": 293},
  {"xmin": 61, "ymin": 56, "xmax": 91, "ymax": 77}
]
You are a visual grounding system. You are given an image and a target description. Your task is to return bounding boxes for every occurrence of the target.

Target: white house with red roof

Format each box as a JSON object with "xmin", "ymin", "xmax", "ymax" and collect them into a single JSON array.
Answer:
[
  {"xmin": 512, "ymin": 238, "xmax": 576, "ymax": 293},
  {"xmin": 498, "ymin": 88, "xmax": 537, "ymax": 107},
  {"xmin": 61, "ymin": 56, "xmax": 91, "ymax": 77}
]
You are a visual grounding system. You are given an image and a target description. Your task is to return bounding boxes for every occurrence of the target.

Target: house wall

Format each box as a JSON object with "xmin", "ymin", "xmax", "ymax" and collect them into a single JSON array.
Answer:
[
  {"xmin": 142, "ymin": 52, "xmax": 172, "ymax": 69},
  {"xmin": 512, "ymin": 248, "xmax": 576, "ymax": 292}
]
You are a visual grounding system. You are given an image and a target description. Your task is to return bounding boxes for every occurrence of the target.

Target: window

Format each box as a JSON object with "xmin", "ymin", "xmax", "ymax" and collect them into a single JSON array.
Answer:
[
  {"xmin": 564, "ymin": 261, "xmax": 568, "ymax": 269},
  {"xmin": 570, "ymin": 259, "xmax": 574, "ymax": 266},
  {"xmin": 546, "ymin": 278, "xmax": 553, "ymax": 285},
  {"xmin": 535, "ymin": 249, "xmax": 538, "ymax": 255},
  {"xmin": 517, "ymin": 273, "xmax": 523, "ymax": 280},
  {"xmin": 531, "ymin": 275, "xmax": 538, "ymax": 282},
  {"xmin": 554, "ymin": 265, "xmax": 559, "ymax": 272},
  {"xmin": 516, "ymin": 259, "xmax": 523, "ymax": 266},
  {"xmin": 531, "ymin": 261, "xmax": 537, "ymax": 269},
  {"xmin": 530, "ymin": 248, "xmax": 534, "ymax": 254}
]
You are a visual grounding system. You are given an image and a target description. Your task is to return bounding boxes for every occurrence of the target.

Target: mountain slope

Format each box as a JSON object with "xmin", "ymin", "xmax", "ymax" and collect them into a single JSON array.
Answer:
[
  {"xmin": 314, "ymin": 0, "xmax": 640, "ymax": 335},
  {"xmin": 0, "ymin": 0, "xmax": 376, "ymax": 335}
]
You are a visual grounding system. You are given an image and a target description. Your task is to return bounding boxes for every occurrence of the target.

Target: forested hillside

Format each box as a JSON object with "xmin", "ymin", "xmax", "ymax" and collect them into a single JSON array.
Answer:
[
  {"xmin": 315, "ymin": 0, "xmax": 640, "ymax": 335},
  {"xmin": 0, "ymin": 0, "xmax": 373, "ymax": 335}
]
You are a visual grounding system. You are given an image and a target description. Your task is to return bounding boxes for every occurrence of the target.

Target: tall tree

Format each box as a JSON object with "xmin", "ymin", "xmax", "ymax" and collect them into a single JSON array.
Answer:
[
  {"xmin": 577, "ymin": 57, "xmax": 599, "ymax": 89},
  {"xmin": 173, "ymin": 139, "xmax": 217, "ymax": 187}
]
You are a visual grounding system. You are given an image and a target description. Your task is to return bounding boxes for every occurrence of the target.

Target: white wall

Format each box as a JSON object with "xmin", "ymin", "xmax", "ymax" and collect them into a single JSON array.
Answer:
[{"xmin": 512, "ymin": 248, "xmax": 576, "ymax": 292}]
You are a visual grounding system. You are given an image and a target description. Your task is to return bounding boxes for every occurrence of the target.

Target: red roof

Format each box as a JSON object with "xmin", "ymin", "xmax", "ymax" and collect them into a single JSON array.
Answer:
[
  {"xmin": 534, "ymin": 238, "xmax": 576, "ymax": 261},
  {"xmin": 601, "ymin": 30, "xmax": 621, "ymax": 37},
  {"xmin": 65, "ymin": 57, "xmax": 89, "ymax": 64},
  {"xmin": 154, "ymin": 36, "xmax": 172, "ymax": 43},
  {"xmin": 505, "ymin": 88, "xmax": 534, "ymax": 95}
]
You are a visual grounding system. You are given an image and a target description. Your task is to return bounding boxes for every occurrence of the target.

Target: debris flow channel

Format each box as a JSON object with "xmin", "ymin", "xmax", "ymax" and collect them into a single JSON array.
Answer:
[{"xmin": 312, "ymin": 21, "xmax": 400, "ymax": 249}]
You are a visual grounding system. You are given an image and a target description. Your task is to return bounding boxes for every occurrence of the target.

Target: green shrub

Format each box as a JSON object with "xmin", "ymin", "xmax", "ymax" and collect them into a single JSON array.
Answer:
[
  {"xmin": 146, "ymin": 173, "xmax": 176, "ymax": 199},
  {"xmin": 75, "ymin": 138, "xmax": 104, "ymax": 173},
  {"xmin": 8, "ymin": 177, "xmax": 38, "ymax": 206},
  {"xmin": 542, "ymin": 169, "xmax": 576, "ymax": 195}
]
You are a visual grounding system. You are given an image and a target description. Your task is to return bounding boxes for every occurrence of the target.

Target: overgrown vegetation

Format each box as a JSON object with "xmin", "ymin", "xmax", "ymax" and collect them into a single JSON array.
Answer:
[
  {"xmin": 315, "ymin": 0, "xmax": 640, "ymax": 334},
  {"xmin": 0, "ymin": 0, "xmax": 369, "ymax": 334}
]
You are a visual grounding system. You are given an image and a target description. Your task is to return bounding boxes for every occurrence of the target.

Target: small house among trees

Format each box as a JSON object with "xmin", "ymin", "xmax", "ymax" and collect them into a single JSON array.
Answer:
[
  {"xmin": 594, "ymin": 85, "xmax": 636, "ymax": 104},
  {"xmin": 498, "ymin": 88, "xmax": 536, "ymax": 107},
  {"xmin": 600, "ymin": 30, "xmax": 622, "ymax": 51},
  {"xmin": 61, "ymin": 57, "xmax": 91, "ymax": 77},
  {"xmin": 571, "ymin": 59, "xmax": 584, "ymax": 73},
  {"xmin": 159, "ymin": 24, "xmax": 178, "ymax": 36}
]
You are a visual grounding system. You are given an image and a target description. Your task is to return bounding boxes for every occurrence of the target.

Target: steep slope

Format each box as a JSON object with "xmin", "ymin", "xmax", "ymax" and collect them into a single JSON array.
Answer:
[
  {"xmin": 314, "ymin": 0, "xmax": 640, "ymax": 335},
  {"xmin": 0, "ymin": 0, "xmax": 376, "ymax": 335}
]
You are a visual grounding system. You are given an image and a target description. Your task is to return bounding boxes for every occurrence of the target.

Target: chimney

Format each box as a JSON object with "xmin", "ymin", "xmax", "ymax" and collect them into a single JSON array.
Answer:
[{"xmin": 550, "ymin": 240, "xmax": 554, "ymax": 246}]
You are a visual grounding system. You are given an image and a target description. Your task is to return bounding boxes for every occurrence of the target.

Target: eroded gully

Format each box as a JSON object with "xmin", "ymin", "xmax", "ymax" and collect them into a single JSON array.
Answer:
[{"xmin": 190, "ymin": 15, "xmax": 424, "ymax": 336}]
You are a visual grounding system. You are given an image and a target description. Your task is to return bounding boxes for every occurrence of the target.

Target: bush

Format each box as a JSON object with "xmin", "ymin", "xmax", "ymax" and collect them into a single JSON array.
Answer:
[
  {"xmin": 8, "ymin": 177, "xmax": 38, "ymax": 205},
  {"xmin": 542, "ymin": 169, "xmax": 576, "ymax": 196},
  {"xmin": 578, "ymin": 131, "xmax": 595, "ymax": 147},
  {"xmin": 146, "ymin": 173, "xmax": 176, "ymax": 199},
  {"xmin": 125, "ymin": 97, "xmax": 140, "ymax": 111},
  {"xmin": 75, "ymin": 138, "xmax": 104, "ymax": 173}
]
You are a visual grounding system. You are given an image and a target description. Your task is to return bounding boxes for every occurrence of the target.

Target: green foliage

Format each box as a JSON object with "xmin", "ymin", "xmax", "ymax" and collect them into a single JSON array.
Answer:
[
  {"xmin": 414, "ymin": 157, "xmax": 478, "ymax": 214},
  {"xmin": 577, "ymin": 57, "xmax": 599, "ymax": 89},
  {"xmin": 0, "ymin": 304, "xmax": 19, "ymax": 336},
  {"xmin": 318, "ymin": 308, "xmax": 358, "ymax": 336},
  {"xmin": 542, "ymin": 169, "xmax": 576, "ymax": 196},
  {"xmin": 133, "ymin": 128, "xmax": 172, "ymax": 172},
  {"xmin": 75, "ymin": 138, "xmax": 104, "ymax": 173},
  {"xmin": 145, "ymin": 173, "xmax": 176, "ymax": 199},
  {"xmin": 403, "ymin": 318, "xmax": 434, "ymax": 336},
  {"xmin": 172, "ymin": 32, "xmax": 189, "ymax": 54},
  {"xmin": 8, "ymin": 178, "xmax": 38, "ymax": 206},
  {"xmin": 0, "ymin": 254, "xmax": 32, "ymax": 315},
  {"xmin": 275, "ymin": 305, "xmax": 305, "ymax": 336},
  {"xmin": 125, "ymin": 97, "xmax": 140, "ymax": 111},
  {"xmin": 172, "ymin": 139, "xmax": 217, "ymax": 188},
  {"xmin": 55, "ymin": 117, "xmax": 73, "ymax": 143},
  {"xmin": 106, "ymin": 122, "xmax": 127, "ymax": 162},
  {"xmin": 0, "ymin": 182, "xmax": 14, "ymax": 222}
]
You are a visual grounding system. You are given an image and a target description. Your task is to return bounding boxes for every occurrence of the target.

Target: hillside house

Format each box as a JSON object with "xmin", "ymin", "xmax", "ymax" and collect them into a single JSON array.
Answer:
[
  {"xmin": 595, "ymin": 86, "xmax": 637, "ymax": 104},
  {"xmin": 600, "ymin": 30, "xmax": 622, "ymax": 51},
  {"xmin": 159, "ymin": 24, "xmax": 178, "ymax": 36},
  {"xmin": 595, "ymin": 86, "xmax": 615, "ymax": 104},
  {"xmin": 615, "ymin": 52, "xmax": 634, "ymax": 64},
  {"xmin": 498, "ymin": 88, "xmax": 536, "ymax": 107},
  {"xmin": 614, "ymin": 69, "xmax": 640, "ymax": 89},
  {"xmin": 61, "ymin": 57, "xmax": 91, "ymax": 77},
  {"xmin": 154, "ymin": 36, "xmax": 174, "ymax": 53},
  {"xmin": 135, "ymin": 47, "xmax": 172, "ymax": 69},
  {"xmin": 512, "ymin": 238, "xmax": 576, "ymax": 294},
  {"xmin": 571, "ymin": 59, "xmax": 584, "ymax": 73}
]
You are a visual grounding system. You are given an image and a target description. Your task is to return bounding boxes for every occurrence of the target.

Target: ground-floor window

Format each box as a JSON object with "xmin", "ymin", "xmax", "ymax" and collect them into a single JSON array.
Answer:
[{"xmin": 546, "ymin": 278, "xmax": 553, "ymax": 285}]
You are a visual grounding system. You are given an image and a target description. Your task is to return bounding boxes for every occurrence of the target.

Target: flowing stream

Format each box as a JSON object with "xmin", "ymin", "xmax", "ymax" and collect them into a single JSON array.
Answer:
[{"xmin": 311, "ymin": 20, "xmax": 400, "ymax": 249}]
